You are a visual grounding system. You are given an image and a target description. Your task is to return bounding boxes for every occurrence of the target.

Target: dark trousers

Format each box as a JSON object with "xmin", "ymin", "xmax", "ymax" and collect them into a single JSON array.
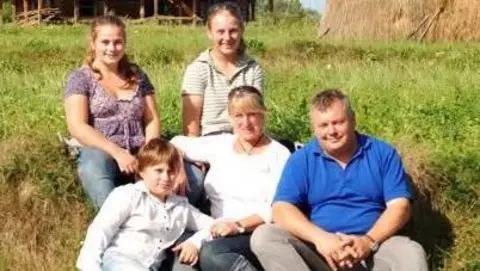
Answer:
[{"xmin": 199, "ymin": 234, "xmax": 263, "ymax": 271}]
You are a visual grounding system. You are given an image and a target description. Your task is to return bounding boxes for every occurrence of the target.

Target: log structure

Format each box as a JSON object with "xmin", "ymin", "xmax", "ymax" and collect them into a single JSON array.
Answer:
[{"xmin": 11, "ymin": 0, "xmax": 255, "ymax": 25}]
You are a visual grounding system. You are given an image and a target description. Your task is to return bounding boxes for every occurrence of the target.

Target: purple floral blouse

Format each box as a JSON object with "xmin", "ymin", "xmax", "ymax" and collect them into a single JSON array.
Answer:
[{"xmin": 63, "ymin": 67, "xmax": 155, "ymax": 152}]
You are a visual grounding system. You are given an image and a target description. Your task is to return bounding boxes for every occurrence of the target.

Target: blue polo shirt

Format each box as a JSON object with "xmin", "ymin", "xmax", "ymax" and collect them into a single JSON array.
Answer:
[{"xmin": 273, "ymin": 133, "xmax": 412, "ymax": 235}]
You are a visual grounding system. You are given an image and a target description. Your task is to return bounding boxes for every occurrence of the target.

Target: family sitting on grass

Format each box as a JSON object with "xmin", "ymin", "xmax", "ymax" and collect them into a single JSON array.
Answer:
[{"xmin": 63, "ymin": 3, "xmax": 428, "ymax": 271}]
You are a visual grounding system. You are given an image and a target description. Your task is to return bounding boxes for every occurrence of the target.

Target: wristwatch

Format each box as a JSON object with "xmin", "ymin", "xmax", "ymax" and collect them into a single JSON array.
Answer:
[
  {"xmin": 234, "ymin": 221, "xmax": 246, "ymax": 234},
  {"xmin": 365, "ymin": 234, "xmax": 380, "ymax": 253}
]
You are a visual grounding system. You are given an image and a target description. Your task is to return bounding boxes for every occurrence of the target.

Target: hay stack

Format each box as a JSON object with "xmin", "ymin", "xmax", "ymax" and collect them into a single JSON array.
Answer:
[{"xmin": 319, "ymin": 0, "xmax": 480, "ymax": 41}]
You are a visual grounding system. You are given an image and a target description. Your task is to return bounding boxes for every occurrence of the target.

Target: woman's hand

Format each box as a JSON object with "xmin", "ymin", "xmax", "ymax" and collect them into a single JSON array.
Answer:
[
  {"xmin": 113, "ymin": 148, "xmax": 138, "ymax": 174},
  {"xmin": 210, "ymin": 221, "xmax": 239, "ymax": 238},
  {"xmin": 172, "ymin": 242, "xmax": 199, "ymax": 266}
]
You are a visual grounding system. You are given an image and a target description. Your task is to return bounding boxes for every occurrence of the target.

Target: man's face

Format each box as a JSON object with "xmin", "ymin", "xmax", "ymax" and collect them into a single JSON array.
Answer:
[{"xmin": 311, "ymin": 100, "xmax": 356, "ymax": 157}]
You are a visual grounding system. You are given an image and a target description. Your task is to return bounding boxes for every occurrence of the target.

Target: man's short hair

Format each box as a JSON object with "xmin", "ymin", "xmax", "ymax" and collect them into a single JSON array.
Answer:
[{"xmin": 310, "ymin": 89, "xmax": 354, "ymax": 117}]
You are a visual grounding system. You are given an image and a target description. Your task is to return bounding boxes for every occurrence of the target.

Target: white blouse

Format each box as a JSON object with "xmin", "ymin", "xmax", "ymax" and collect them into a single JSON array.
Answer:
[
  {"xmin": 171, "ymin": 134, "xmax": 290, "ymax": 223},
  {"xmin": 76, "ymin": 181, "xmax": 214, "ymax": 271}
]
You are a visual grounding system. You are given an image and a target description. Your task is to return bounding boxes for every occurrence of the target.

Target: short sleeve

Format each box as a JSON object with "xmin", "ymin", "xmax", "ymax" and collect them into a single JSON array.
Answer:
[
  {"xmin": 181, "ymin": 62, "xmax": 207, "ymax": 95},
  {"xmin": 382, "ymin": 148, "xmax": 413, "ymax": 203},
  {"xmin": 273, "ymin": 150, "xmax": 308, "ymax": 207},
  {"xmin": 64, "ymin": 69, "xmax": 91, "ymax": 98},
  {"xmin": 138, "ymin": 70, "xmax": 155, "ymax": 96},
  {"xmin": 252, "ymin": 64, "xmax": 264, "ymax": 92}
]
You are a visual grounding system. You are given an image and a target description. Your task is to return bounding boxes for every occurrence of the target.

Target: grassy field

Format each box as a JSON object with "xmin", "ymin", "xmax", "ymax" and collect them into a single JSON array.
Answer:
[{"xmin": 0, "ymin": 18, "xmax": 479, "ymax": 270}]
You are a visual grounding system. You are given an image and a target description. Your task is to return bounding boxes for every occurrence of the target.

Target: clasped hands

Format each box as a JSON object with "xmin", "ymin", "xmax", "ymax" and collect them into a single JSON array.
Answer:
[{"xmin": 315, "ymin": 233, "xmax": 374, "ymax": 271}]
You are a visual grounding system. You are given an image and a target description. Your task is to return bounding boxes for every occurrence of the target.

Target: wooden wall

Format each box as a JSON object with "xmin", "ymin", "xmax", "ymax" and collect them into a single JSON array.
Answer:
[{"xmin": 10, "ymin": 0, "xmax": 255, "ymax": 21}]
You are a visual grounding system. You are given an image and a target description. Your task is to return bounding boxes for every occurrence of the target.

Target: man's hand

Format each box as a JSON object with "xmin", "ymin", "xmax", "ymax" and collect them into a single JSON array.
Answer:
[
  {"xmin": 312, "ymin": 233, "xmax": 355, "ymax": 271},
  {"xmin": 171, "ymin": 241, "xmax": 199, "ymax": 266},
  {"xmin": 336, "ymin": 233, "xmax": 373, "ymax": 264}
]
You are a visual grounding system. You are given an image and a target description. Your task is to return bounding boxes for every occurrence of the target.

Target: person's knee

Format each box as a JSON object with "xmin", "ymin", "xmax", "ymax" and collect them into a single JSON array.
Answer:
[
  {"xmin": 250, "ymin": 224, "xmax": 279, "ymax": 254},
  {"xmin": 78, "ymin": 147, "xmax": 117, "ymax": 178},
  {"xmin": 405, "ymin": 240, "xmax": 428, "ymax": 265},
  {"xmin": 199, "ymin": 242, "xmax": 227, "ymax": 269},
  {"xmin": 77, "ymin": 148, "xmax": 118, "ymax": 208},
  {"xmin": 199, "ymin": 241, "xmax": 220, "ymax": 262},
  {"xmin": 385, "ymin": 236, "xmax": 428, "ymax": 269}
]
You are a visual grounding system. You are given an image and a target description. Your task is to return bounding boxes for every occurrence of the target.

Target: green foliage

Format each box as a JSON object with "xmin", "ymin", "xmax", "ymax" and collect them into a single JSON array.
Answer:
[
  {"xmin": 0, "ymin": 20, "xmax": 479, "ymax": 270},
  {"xmin": 1, "ymin": 0, "xmax": 13, "ymax": 23},
  {"xmin": 246, "ymin": 38, "xmax": 267, "ymax": 55}
]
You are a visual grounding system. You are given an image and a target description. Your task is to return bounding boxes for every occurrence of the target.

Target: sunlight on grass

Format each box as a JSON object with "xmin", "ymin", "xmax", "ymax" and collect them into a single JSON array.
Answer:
[{"xmin": 0, "ymin": 20, "xmax": 478, "ymax": 270}]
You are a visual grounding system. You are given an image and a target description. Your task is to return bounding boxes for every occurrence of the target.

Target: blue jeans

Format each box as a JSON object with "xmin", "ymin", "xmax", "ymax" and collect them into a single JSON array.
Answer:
[
  {"xmin": 184, "ymin": 161, "xmax": 206, "ymax": 208},
  {"xmin": 77, "ymin": 147, "xmax": 133, "ymax": 210},
  {"xmin": 199, "ymin": 234, "xmax": 262, "ymax": 271}
]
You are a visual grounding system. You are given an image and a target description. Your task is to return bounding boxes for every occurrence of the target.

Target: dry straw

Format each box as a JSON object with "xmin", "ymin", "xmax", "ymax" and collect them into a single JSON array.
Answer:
[{"xmin": 319, "ymin": 0, "xmax": 480, "ymax": 41}]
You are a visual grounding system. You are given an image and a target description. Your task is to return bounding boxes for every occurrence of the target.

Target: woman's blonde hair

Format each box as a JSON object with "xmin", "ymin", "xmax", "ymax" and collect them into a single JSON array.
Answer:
[
  {"xmin": 228, "ymin": 86, "xmax": 266, "ymax": 115},
  {"xmin": 83, "ymin": 15, "xmax": 138, "ymax": 89}
]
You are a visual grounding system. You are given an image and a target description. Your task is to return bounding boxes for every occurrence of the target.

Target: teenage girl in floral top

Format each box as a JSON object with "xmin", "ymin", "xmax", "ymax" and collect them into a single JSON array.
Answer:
[{"xmin": 63, "ymin": 15, "xmax": 161, "ymax": 209}]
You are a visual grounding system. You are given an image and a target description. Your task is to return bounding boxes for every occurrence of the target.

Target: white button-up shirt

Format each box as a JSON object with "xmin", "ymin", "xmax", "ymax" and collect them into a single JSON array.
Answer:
[{"xmin": 76, "ymin": 181, "xmax": 214, "ymax": 271}]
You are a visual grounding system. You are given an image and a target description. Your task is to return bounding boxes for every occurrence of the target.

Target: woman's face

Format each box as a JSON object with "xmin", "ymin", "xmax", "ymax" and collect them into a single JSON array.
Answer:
[
  {"xmin": 207, "ymin": 11, "xmax": 243, "ymax": 57},
  {"xmin": 230, "ymin": 107, "xmax": 265, "ymax": 142},
  {"xmin": 91, "ymin": 24, "xmax": 126, "ymax": 67}
]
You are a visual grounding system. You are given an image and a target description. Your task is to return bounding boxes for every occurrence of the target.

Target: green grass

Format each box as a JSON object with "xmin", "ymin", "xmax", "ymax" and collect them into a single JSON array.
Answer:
[{"xmin": 0, "ymin": 20, "xmax": 479, "ymax": 270}]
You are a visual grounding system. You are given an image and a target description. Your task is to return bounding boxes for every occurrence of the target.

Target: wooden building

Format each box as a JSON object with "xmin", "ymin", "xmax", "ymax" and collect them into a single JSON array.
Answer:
[{"xmin": 7, "ymin": 0, "xmax": 256, "ymax": 24}]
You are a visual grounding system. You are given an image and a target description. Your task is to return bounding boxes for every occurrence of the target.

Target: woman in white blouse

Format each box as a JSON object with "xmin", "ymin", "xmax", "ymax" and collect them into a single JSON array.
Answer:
[{"xmin": 171, "ymin": 86, "xmax": 290, "ymax": 271}]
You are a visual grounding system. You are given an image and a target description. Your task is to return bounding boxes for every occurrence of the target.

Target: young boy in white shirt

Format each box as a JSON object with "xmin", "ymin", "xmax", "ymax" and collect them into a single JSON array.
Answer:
[{"xmin": 76, "ymin": 138, "xmax": 214, "ymax": 271}]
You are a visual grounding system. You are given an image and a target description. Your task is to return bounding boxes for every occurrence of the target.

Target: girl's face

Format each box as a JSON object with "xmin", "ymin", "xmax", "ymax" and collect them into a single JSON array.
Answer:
[
  {"xmin": 138, "ymin": 163, "xmax": 176, "ymax": 200},
  {"xmin": 230, "ymin": 108, "xmax": 265, "ymax": 142},
  {"xmin": 91, "ymin": 24, "xmax": 126, "ymax": 67},
  {"xmin": 208, "ymin": 11, "xmax": 243, "ymax": 57}
]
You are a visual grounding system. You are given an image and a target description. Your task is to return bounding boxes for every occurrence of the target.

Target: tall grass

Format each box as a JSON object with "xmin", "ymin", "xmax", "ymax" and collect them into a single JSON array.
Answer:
[{"xmin": 0, "ymin": 21, "xmax": 479, "ymax": 270}]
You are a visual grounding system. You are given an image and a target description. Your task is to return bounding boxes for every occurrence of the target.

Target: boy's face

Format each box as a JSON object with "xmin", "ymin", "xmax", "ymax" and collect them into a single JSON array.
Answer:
[{"xmin": 138, "ymin": 163, "xmax": 176, "ymax": 200}]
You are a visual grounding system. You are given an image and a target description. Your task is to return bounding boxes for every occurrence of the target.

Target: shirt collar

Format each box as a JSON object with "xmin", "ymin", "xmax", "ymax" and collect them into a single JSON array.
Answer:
[
  {"xmin": 313, "ymin": 132, "xmax": 371, "ymax": 159},
  {"xmin": 133, "ymin": 181, "xmax": 184, "ymax": 209},
  {"xmin": 196, "ymin": 49, "xmax": 254, "ymax": 70}
]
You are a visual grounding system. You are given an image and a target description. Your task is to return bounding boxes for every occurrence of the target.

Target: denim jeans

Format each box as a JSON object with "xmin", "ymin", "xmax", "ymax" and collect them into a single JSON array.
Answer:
[
  {"xmin": 199, "ymin": 234, "xmax": 262, "ymax": 271},
  {"xmin": 77, "ymin": 147, "xmax": 134, "ymax": 210},
  {"xmin": 184, "ymin": 161, "xmax": 206, "ymax": 209}
]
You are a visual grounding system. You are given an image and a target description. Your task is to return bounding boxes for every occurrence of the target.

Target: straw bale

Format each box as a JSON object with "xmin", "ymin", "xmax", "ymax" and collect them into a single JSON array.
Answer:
[{"xmin": 319, "ymin": 0, "xmax": 480, "ymax": 41}]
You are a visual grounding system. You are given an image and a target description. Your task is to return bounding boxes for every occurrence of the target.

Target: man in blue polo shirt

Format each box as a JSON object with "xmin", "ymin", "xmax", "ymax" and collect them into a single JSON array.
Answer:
[{"xmin": 251, "ymin": 89, "xmax": 428, "ymax": 271}]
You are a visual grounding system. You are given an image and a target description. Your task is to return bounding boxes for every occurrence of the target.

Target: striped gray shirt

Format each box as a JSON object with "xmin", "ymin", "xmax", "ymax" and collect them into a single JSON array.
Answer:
[{"xmin": 181, "ymin": 49, "xmax": 264, "ymax": 135}]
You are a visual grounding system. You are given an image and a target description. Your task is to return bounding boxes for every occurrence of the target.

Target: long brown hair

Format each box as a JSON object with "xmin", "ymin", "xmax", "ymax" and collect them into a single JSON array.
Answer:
[
  {"xmin": 207, "ymin": 2, "xmax": 247, "ymax": 56},
  {"xmin": 83, "ymin": 15, "xmax": 138, "ymax": 89}
]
